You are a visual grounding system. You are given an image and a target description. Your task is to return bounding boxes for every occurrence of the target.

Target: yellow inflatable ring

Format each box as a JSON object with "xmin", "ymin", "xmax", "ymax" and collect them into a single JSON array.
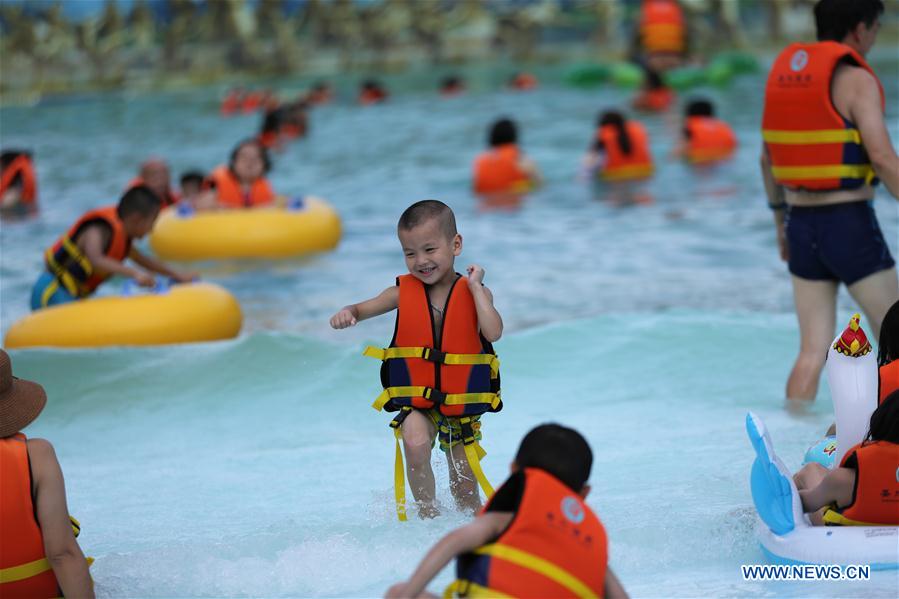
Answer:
[
  {"xmin": 149, "ymin": 196, "xmax": 341, "ymax": 260},
  {"xmin": 4, "ymin": 282, "xmax": 242, "ymax": 348}
]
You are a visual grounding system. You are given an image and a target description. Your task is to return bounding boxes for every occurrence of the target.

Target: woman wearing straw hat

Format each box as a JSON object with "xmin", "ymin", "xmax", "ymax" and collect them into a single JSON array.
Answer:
[{"xmin": 0, "ymin": 349, "xmax": 94, "ymax": 598}]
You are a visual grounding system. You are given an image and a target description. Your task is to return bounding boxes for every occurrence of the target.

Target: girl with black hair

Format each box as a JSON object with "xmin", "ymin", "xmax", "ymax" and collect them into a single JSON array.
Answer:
[{"xmin": 583, "ymin": 110, "xmax": 654, "ymax": 182}]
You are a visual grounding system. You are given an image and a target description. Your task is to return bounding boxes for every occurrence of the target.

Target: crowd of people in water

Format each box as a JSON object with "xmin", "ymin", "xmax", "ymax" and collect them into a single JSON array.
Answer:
[{"xmin": 2, "ymin": 0, "xmax": 899, "ymax": 597}]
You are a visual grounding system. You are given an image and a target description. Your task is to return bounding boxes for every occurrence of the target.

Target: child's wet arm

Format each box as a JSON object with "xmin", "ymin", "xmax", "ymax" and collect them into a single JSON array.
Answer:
[
  {"xmin": 471, "ymin": 284, "xmax": 503, "ymax": 342},
  {"xmin": 403, "ymin": 514, "xmax": 511, "ymax": 596},
  {"xmin": 129, "ymin": 248, "xmax": 178, "ymax": 278},
  {"xmin": 348, "ymin": 286, "xmax": 399, "ymax": 322}
]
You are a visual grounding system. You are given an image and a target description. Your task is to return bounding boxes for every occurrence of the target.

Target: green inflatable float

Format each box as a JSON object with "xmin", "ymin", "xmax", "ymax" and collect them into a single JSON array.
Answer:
[{"xmin": 564, "ymin": 52, "xmax": 759, "ymax": 90}]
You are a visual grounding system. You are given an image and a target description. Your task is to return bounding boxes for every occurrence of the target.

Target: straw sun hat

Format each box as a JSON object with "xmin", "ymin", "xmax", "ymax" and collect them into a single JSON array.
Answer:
[{"xmin": 0, "ymin": 349, "xmax": 47, "ymax": 438}]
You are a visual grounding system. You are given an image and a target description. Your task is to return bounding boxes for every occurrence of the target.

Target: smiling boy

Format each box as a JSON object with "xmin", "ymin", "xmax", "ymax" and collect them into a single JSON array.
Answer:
[{"xmin": 330, "ymin": 200, "xmax": 503, "ymax": 519}]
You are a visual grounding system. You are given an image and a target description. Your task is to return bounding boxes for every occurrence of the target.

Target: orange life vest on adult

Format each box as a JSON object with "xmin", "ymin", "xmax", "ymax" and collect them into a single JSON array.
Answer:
[
  {"xmin": 878, "ymin": 360, "xmax": 899, "ymax": 405},
  {"xmin": 639, "ymin": 0, "xmax": 685, "ymax": 54},
  {"xmin": 598, "ymin": 122, "xmax": 654, "ymax": 182},
  {"xmin": 473, "ymin": 145, "xmax": 534, "ymax": 195},
  {"xmin": 0, "ymin": 434, "xmax": 62, "ymax": 599},
  {"xmin": 761, "ymin": 42, "xmax": 884, "ymax": 191},
  {"xmin": 632, "ymin": 86, "xmax": 675, "ymax": 112},
  {"xmin": 0, "ymin": 153, "xmax": 37, "ymax": 206},
  {"xmin": 685, "ymin": 116, "xmax": 737, "ymax": 164},
  {"xmin": 822, "ymin": 441, "xmax": 899, "ymax": 526},
  {"xmin": 44, "ymin": 206, "xmax": 132, "ymax": 297},
  {"xmin": 221, "ymin": 91, "xmax": 241, "ymax": 116},
  {"xmin": 359, "ymin": 88, "xmax": 388, "ymax": 105},
  {"xmin": 510, "ymin": 73, "xmax": 538, "ymax": 90},
  {"xmin": 209, "ymin": 165, "xmax": 275, "ymax": 208},
  {"xmin": 127, "ymin": 177, "xmax": 178, "ymax": 208},
  {"xmin": 449, "ymin": 468, "xmax": 608, "ymax": 598}
]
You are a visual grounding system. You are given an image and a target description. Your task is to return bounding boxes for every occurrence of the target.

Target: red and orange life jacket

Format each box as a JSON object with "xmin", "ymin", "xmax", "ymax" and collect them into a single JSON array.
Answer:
[
  {"xmin": 761, "ymin": 42, "xmax": 884, "ymax": 192},
  {"xmin": 44, "ymin": 206, "xmax": 132, "ymax": 297},
  {"xmin": 823, "ymin": 441, "xmax": 899, "ymax": 526},
  {"xmin": 685, "ymin": 116, "xmax": 737, "ymax": 164},
  {"xmin": 879, "ymin": 360, "xmax": 899, "ymax": 405},
  {"xmin": 449, "ymin": 468, "xmax": 608, "ymax": 598},
  {"xmin": 473, "ymin": 145, "xmax": 534, "ymax": 195},
  {"xmin": 0, "ymin": 153, "xmax": 37, "ymax": 207},
  {"xmin": 597, "ymin": 122, "xmax": 654, "ymax": 182},
  {"xmin": 639, "ymin": 0, "xmax": 685, "ymax": 55},
  {"xmin": 0, "ymin": 434, "xmax": 62, "ymax": 599},
  {"xmin": 127, "ymin": 177, "xmax": 178, "ymax": 208},
  {"xmin": 359, "ymin": 88, "xmax": 388, "ymax": 105},
  {"xmin": 367, "ymin": 273, "xmax": 501, "ymax": 419},
  {"xmin": 208, "ymin": 165, "xmax": 275, "ymax": 209}
]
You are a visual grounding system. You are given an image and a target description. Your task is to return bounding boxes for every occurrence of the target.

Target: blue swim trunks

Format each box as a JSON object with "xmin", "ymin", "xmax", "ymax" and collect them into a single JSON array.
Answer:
[
  {"xmin": 785, "ymin": 201, "xmax": 895, "ymax": 285},
  {"xmin": 30, "ymin": 271, "xmax": 76, "ymax": 310}
]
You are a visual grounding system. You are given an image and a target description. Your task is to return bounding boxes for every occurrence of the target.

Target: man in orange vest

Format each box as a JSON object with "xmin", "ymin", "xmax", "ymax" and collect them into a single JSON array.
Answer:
[
  {"xmin": 385, "ymin": 424, "xmax": 628, "ymax": 598},
  {"xmin": 761, "ymin": 0, "xmax": 899, "ymax": 401},
  {"xmin": 0, "ymin": 350, "xmax": 94, "ymax": 598}
]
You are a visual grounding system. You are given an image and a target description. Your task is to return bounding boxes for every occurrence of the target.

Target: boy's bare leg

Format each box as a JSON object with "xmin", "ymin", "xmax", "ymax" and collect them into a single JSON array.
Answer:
[
  {"xmin": 786, "ymin": 277, "xmax": 838, "ymax": 401},
  {"xmin": 847, "ymin": 267, "xmax": 899, "ymax": 341},
  {"xmin": 402, "ymin": 410, "xmax": 439, "ymax": 518},
  {"xmin": 446, "ymin": 442, "xmax": 481, "ymax": 514}
]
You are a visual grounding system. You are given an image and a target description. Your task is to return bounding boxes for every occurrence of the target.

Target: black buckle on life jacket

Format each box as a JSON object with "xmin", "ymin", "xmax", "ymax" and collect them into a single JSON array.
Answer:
[
  {"xmin": 424, "ymin": 387, "xmax": 446, "ymax": 405},
  {"xmin": 459, "ymin": 418, "xmax": 476, "ymax": 445},
  {"xmin": 390, "ymin": 407, "xmax": 413, "ymax": 429},
  {"xmin": 422, "ymin": 348, "xmax": 446, "ymax": 364}
]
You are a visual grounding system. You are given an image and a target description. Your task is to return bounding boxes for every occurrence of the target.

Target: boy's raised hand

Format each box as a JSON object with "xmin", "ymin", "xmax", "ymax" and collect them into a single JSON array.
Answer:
[
  {"xmin": 466, "ymin": 264, "xmax": 485, "ymax": 286},
  {"xmin": 330, "ymin": 308, "xmax": 357, "ymax": 329}
]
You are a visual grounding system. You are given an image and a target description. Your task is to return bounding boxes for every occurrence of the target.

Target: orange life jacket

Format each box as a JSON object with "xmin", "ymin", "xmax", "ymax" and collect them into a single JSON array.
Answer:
[
  {"xmin": 685, "ymin": 116, "xmax": 737, "ymax": 164},
  {"xmin": 0, "ymin": 434, "xmax": 62, "ymax": 599},
  {"xmin": 510, "ymin": 73, "xmax": 538, "ymax": 90},
  {"xmin": 44, "ymin": 206, "xmax": 132, "ymax": 297},
  {"xmin": 221, "ymin": 91, "xmax": 241, "ymax": 116},
  {"xmin": 0, "ymin": 153, "xmax": 37, "ymax": 206},
  {"xmin": 761, "ymin": 42, "xmax": 884, "ymax": 191},
  {"xmin": 450, "ymin": 468, "xmax": 608, "ymax": 598},
  {"xmin": 632, "ymin": 86, "xmax": 675, "ymax": 112},
  {"xmin": 280, "ymin": 122, "xmax": 305, "ymax": 140},
  {"xmin": 241, "ymin": 92, "xmax": 263, "ymax": 113},
  {"xmin": 209, "ymin": 165, "xmax": 275, "ymax": 208},
  {"xmin": 127, "ymin": 177, "xmax": 178, "ymax": 208},
  {"xmin": 359, "ymin": 88, "xmax": 388, "ymax": 105},
  {"xmin": 822, "ymin": 441, "xmax": 899, "ymax": 526},
  {"xmin": 368, "ymin": 274, "xmax": 501, "ymax": 419},
  {"xmin": 878, "ymin": 360, "xmax": 899, "ymax": 405},
  {"xmin": 639, "ymin": 0, "xmax": 685, "ymax": 54},
  {"xmin": 598, "ymin": 122, "xmax": 654, "ymax": 182},
  {"xmin": 473, "ymin": 145, "xmax": 534, "ymax": 195},
  {"xmin": 258, "ymin": 130, "xmax": 279, "ymax": 149}
]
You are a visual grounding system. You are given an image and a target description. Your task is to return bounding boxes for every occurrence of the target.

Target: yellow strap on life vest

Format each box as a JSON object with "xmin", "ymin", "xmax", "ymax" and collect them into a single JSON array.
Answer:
[
  {"xmin": 472, "ymin": 544, "xmax": 599, "ymax": 599},
  {"xmin": 371, "ymin": 386, "xmax": 500, "ymax": 412},
  {"xmin": 363, "ymin": 346, "xmax": 500, "ymax": 379},
  {"xmin": 771, "ymin": 164, "xmax": 875, "ymax": 181},
  {"xmin": 762, "ymin": 129, "xmax": 862, "ymax": 144},
  {"xmin": 443, "ymin": 579, "xmax": 514, "ymax": 598},
  {"xmin": 40, "ymin": 278, "xmax": 60, "ymax": 308},
  {"xmin": 821, "ymin": 508, "xmax": 882, "ymax": 527},
  {"xmin": 463, "ymin": 440, "xmax": 494, "ymax": 498},
  {"xmin": 393, "ymin": 426, "xmax": 408, "ymax": 522},
  {"xmin": 601, "ymin": 164, "xmax": 654, "ymax": 182},
  {"xmin": 44, "ymin": 237, "xmax": 92, "ymax": 297},
  {"xmin": 0, "ymin": 557, "xmax": 52, "ymax": 584}
]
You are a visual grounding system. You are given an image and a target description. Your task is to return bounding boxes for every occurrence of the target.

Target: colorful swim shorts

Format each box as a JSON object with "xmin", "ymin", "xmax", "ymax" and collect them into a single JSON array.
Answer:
[{"xmin": 426, "ymin": 410, "xmax": 482, "ymax": 452}]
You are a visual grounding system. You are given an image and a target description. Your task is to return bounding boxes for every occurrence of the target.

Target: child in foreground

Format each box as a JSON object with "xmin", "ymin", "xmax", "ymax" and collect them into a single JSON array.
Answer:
[
  {"xmin": 386, "ymin": 423, "xmax": 629, "ymax": 598},
  {"xmin": 330, "ymin": 200, "xmax": 503, "ymax": 519}
]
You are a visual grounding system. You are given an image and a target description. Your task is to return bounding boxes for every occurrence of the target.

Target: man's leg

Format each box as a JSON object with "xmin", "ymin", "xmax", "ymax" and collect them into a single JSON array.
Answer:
[
  {"xmin": 401, "ymin": 410, "xmax": 438, "ymax": 518},
  {"xmin": 787, "ymin": 276, "xmax": 838, "ymax": 401},
  {"xmin": 847, "ymin": 267, "xmax": 899, "ymax": 341}
]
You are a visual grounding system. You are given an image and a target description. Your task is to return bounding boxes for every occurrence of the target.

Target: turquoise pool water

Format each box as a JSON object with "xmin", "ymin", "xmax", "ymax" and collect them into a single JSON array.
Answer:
[{"xmin": 2, "ymin": 56, "xmax": 898, "ymax": 597}]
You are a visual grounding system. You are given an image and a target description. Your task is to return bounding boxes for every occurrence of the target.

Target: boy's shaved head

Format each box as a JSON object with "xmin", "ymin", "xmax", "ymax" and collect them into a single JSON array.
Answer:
[{"xmin": 398, "ymin": 200, "xmax": 457, "ymax": 239}]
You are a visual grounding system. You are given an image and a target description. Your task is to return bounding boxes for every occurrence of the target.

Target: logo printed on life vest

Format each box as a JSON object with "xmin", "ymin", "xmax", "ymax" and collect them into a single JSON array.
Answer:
[
  {"xmin": 561, "ymin": 496, "xmax": 585, "ymax": 524},
  {"xmin": 790, "ymin": 50, "xmax": 809, "ymax": 72}
]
